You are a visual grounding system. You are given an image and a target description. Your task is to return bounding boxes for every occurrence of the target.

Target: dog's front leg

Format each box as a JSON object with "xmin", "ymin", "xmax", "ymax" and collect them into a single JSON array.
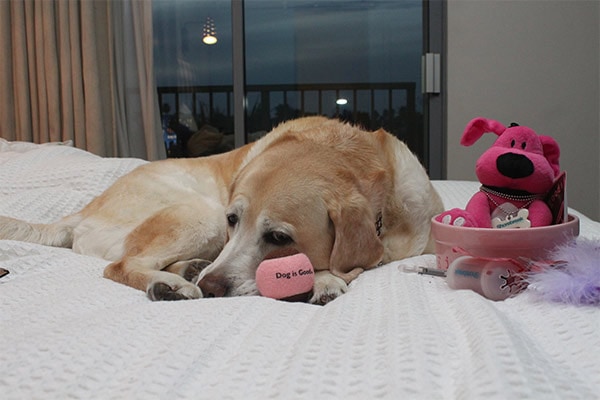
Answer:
[
  {"xmin": 104, "ymin": 256, "xmax": 205, "ymax": 301},
  {"xmin": 103, "ymin": 203, "xmax": 226, "ymax": 301}
]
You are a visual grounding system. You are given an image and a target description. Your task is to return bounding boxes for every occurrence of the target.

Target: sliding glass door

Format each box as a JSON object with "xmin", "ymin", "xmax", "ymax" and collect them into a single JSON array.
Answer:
[
  {"xmin": 245, "ymin": 1, "xmax": 423, "ymax": 154},
  {"xmin": 153, "ymin": 0, "xmax": 443, "ymax": 176},
  {"xmin": 154, "ymin": 1, "xmax": 234, "ymax": 158}
]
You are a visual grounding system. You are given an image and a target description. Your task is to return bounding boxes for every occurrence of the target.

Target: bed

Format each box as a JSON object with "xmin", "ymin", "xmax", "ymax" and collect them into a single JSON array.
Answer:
[{"xmin": 1, "ymin": 139, "xmax": 599, "ymax": 399}]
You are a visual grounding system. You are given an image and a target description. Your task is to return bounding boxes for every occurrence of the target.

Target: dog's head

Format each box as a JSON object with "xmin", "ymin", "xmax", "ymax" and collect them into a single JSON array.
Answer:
[
  {"xmin": 461, "ymin": 117, "xmax": 560, "ymax": 194},
  {"xmin": 196, "ymin": 136, "xmax": 386, "ymax": 298}
]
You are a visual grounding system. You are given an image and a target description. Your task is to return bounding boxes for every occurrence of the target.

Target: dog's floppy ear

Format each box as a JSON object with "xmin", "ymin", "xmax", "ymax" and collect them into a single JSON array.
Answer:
[
  {"xmin": 461, "ymin": 117, "xmax": 507, "ymax": 146},
  {"xmin": 326, "ymin": 192, "xmax": 384, "ymax": 283}
]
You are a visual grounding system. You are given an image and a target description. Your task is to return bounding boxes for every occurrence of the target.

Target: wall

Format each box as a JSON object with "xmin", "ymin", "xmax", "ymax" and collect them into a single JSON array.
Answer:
[{"xmin": 446, "ymin": 0, "xmax": 600, "ymax": 220}]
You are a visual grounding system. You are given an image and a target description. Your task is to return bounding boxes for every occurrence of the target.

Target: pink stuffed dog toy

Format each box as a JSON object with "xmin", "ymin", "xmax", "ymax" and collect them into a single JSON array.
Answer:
[{"xmin": 437, "ymin": 117, "xmax": 560, "ymax": 228}]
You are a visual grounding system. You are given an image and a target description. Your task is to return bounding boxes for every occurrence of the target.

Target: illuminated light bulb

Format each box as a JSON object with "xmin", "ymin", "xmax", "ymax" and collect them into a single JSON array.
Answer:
[{"xmin": 203, "ymin": 35, "xmax": 217, "ymax": 45}]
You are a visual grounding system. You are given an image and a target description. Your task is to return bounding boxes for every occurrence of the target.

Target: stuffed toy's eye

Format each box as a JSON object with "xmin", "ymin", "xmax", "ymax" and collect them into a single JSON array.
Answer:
[
  {"xmin": 226, "ymin": 213, "xmax": 239, "ymax": 227},
  {"xmin": 511, "ymin": 139, "xmax": 516, "ymax": 147},
  {"xmin": 521, "ymin": 142, "xmax": 526, "ymax": 150}
]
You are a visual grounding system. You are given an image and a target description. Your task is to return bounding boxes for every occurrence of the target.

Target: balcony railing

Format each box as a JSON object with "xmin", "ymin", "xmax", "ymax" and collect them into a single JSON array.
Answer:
[{"xmin": 157, "ymin": 82, "xmax": 422, "ymax": 158}]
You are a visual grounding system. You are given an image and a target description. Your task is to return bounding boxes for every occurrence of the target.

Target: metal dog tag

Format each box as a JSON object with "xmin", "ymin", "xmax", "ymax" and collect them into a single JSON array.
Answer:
[{"xmin": 491, "ymin": 204, "xmax": 531, "ymax": 229}]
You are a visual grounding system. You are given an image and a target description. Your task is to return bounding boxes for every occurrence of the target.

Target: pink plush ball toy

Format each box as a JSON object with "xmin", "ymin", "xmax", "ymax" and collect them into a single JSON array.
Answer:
[{"xmin": 256, "ymin": 253, "xmax": 315, "ymax": 302}]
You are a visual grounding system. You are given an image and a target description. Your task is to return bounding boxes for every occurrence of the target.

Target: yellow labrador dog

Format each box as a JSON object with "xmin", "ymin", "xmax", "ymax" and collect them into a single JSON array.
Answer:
[{"xmin": 0, "ymin": 117, "xmax": 443, "ymax": 304}]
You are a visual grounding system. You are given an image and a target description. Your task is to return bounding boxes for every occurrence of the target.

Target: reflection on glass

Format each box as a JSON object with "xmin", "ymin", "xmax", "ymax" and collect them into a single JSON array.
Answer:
[
  {"xmin": 153, "ymin": 0, "xmax": 424, "ymax": 160},
  {"xmin": 153, "ymin": 0, "xmax": 233, "ymax": 157},
  {"xmin": 244, "ymin": 0, "xmax": 424, "ymax": 157}
]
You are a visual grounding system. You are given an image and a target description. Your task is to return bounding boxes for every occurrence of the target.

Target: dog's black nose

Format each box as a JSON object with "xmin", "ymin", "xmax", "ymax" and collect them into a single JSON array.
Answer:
[
  {"xmin": 496, "ymin": 152, "xmax": 534, "ymax": 179},
  {"xmin": 197, "ymin": 274, "xmax": 228, "ymax": 298}
]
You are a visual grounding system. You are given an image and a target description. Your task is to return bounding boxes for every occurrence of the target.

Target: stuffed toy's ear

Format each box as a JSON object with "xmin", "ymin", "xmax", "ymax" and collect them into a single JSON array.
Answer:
[
  {"xmin": 461, "ymin": 117, "xmax": 507, "ymax": 146},
  {"xmin": 540, "ymin": 135, "xmax": 561, "ymax": 177}
]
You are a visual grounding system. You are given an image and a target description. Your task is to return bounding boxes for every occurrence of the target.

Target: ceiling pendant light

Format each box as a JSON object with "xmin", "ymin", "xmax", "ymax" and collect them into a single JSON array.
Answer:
[{"xmin": 202, "ymin": 17, "xmax": 217, "ymax": 45}]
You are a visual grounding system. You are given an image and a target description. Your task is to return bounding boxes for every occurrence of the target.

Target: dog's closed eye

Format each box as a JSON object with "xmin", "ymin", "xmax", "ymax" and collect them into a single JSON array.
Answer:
[
  {"xmin": 264, "ymin": 231, "xmax": 293, "ymax": 246},
  {"xmin": 226, "ymin": 213, "xmax": 239, "ymax": 227}
]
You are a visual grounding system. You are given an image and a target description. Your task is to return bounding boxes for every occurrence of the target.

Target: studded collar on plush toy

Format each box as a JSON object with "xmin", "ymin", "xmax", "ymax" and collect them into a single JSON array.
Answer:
[
  {"xmin": 480, "ymin": 185, "xmax": 544, "ymax": 203},
  {"xmin": 480, "ymin": 185, "xmax": 544, "ymax": 228}
]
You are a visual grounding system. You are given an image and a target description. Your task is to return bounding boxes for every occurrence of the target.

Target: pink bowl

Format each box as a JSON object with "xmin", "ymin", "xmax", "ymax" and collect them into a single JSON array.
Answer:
[{"xmin": 431, "ymin": 215, "xmax": 580, "ymax": 270}]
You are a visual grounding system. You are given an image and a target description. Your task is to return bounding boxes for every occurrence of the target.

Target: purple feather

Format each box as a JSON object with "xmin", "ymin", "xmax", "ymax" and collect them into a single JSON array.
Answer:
[{"xmin": 527, "ymin": 238, "xmax": 600, "ymax": 305}]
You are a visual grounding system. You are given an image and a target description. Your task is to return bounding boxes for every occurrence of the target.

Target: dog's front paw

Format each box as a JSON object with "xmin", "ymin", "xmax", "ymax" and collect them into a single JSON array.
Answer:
[
  {"xmin": 435, "ymin": 208, "xmax": 477, "ymax": 227},
  {"xmin": 165, "ymin": 259, "xmax": 212, "ymax": 282},
  {"xmin": 230, "ymin": 279, "xmax": 260, "ymax": 297},
  {"xmin": 309, "ymin": 271, "xmax": 348, "ymax": 305},
  {"xmin": 147, "ymin": 277, "xmax": 202, "ymax": 301},
  {"xmin": 181, "ymin": 259, "xmax": 212, "ymax": 282}
]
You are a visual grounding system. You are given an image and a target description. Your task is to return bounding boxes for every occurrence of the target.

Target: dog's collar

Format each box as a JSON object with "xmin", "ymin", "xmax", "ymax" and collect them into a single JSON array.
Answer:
[
  {"xmin": 375, "ymin": 211, "xmax": 384, "ymax": 266},
  {"xmin": 375, "ymin": 211, "xmax": 383, "ymax": 237}
]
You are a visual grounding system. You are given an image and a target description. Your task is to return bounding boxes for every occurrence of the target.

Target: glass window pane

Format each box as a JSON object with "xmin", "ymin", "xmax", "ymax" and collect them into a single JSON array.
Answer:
[
  {"xmin": 153, "ymin": 0, "xmax": 234, "ymax": 157},
  {"xmin": 153, "ymin": 0, "xmax": 431, "ymax": 163},
  {"xmin": 244, "ymin": 0, "xmax": 424, "ymax": 158}
]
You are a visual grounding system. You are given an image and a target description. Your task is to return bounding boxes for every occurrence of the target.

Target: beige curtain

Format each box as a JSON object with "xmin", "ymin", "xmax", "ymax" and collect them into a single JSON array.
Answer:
[{"xmin": 0, "ymin": 0, "xmax": 164, "ymax": 160}]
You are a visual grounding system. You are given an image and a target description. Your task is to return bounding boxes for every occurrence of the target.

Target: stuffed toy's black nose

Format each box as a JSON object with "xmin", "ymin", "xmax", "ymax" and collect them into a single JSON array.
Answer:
[{"xmin": 496, "ymin": 152, "xmax": 534, "ymax": 179}]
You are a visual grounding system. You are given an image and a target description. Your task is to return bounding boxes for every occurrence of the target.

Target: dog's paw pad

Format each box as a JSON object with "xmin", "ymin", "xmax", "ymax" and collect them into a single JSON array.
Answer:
[
  {"xmin": 310, "ymin": 292, "xmax": 340, "ymax": 306},
  {"xmin": 147, "ymin": 281, "xmax": 201, "ymax": 301},
  {"xmin": 182, "ymin": 259, "xmax": 212, "ymax": 282}
]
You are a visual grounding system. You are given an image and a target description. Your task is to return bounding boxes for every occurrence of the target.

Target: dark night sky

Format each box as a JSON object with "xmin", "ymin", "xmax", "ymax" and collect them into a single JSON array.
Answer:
[{"xmin": 153, "ymin": 0, "xmax": 422, "ymax": 92}]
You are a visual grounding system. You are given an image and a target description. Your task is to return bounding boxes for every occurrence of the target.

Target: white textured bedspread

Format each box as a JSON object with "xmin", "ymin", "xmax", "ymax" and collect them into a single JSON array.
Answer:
[{"xmin": 1, "ymin": 140, "xmax": 599, "ymax": 400}]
